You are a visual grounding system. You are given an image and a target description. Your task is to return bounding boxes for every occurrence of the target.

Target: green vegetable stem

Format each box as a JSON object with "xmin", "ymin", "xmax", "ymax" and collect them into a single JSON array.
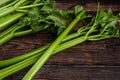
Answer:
[
  {"xmin": 0, "ymin": 2, "xmax": 120, "ymax": 80},
  {"xmin": 22, "ymin": 3, "xmax": 120, "ymax": 80},
  {"xmin": 0, "ymin": 31, "xmax": 85, "ymax": 67},
  {"xmin": 0, "ymin": 2, "xmax": 88, "ymax": 46},
  {"xmin": 22, "ymin": 9, "xmax": 87, "ymax": 80}
]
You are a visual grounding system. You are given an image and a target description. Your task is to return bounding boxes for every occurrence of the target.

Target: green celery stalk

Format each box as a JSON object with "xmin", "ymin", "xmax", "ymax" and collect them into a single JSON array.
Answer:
[
  {"xmin": 0, "ymin": 25, "xmax": 24, "ymax": 45},
  {"xmin": 0, "ymin": 23, "xmax": 19, "ymax": 38},
  {"xmin": 1, "ymin": 29, "xmax": 119, "ymax": 79},
  {"xmin": 0, "ymin": 36, "xmax": 86, "ymax": 80},
  {"xmin": 0, "ymin": 0, "xmax": 27, "ymax": 18},
  {"xmin": 23, "ymin": 10, "xmax": 86, "ymax": 80},
  {"xmin": 14, "ymin": 29, "xmax": 33, "ymax": 37},
  {"xmin": 0, "ymin": 32, "xmax": 13, "ymax": 45},
  {"xmin": 18, "ymin": 3, "xmax": 44, "ymax": 9},
  {"xmin": 0, "ymin": 13, "xmax": 24, "ymax": 30},
  {"xmin": 0, "ymin": 0, "xmax": 12, "ymax": 7},
  {"xmin": 0, "ymin": 0, "xmax": 19, "ymax": 11},
  {"xmin": 0, "ymin": 31, "xmax": 85, "ymax": 67},
  {"xmin": 1, "ymin": 31, "xmax": 119, "ymax": 79}
]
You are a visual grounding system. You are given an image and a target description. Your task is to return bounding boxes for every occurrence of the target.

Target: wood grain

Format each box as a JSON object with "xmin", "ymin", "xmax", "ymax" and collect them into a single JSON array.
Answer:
[{"xmin": 0, "ymin": 0, "xmax": 120, "ymax": 80}]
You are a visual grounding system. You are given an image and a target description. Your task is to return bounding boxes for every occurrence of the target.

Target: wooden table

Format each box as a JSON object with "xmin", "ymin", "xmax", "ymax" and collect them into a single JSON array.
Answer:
[{"xmin": 0, "ymin": 0, "xmax": 120, "ymax": 80}]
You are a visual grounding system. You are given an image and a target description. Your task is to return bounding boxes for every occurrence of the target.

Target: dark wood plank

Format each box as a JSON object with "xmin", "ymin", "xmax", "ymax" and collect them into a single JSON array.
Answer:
[
  {"xmin": 4, "ymin": 65, "xmax": 120, "ymax": 80},
  {"xmin": 48, "ymin": 38, "xmax": 120, "ymax": 65},
  {"xmin": 1, "ymin": 33, "xmax": 120, "ymax": 65},
  {"xmin": 56, "ymin": 0, "xmax": 120, "ymax": 12},
  {"xmin": 0, "ymin": 32, "xmax": 54, "ymax": 59},
  {"xmin": 1, "ymin": 30, "xmax": 120, "ymax": 80}
]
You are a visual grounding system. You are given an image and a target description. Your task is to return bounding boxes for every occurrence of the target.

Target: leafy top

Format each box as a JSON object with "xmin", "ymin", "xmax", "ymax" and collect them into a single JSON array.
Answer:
[{"xmin": 16, "ymin": 1, "xmax": 86, "ymax": 35}]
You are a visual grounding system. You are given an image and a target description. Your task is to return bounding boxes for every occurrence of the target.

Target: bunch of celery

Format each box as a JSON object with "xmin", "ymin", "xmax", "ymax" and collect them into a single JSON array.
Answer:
[
  {"xmin": 0, "ymin": 0, "xmax": 79, "ymax": 45},
  {"xmin": 0, "ymin": 3, "xmax": 120, "ymax": 80}
]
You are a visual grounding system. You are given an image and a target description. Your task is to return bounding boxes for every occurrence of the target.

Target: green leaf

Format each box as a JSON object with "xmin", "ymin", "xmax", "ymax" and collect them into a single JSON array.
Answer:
[
  {"xmin": 117, "ymin": 13, "xmax": 120, "ymax": 19},
  {"xmin": 46, "ymin": 11, "xmax": 66, "ymax": 27},
  {"xmin": 96, "ymin": 10, "xmax": 108, "ymax": 23},
  {"xmin": 40, "ymin": 0, "xmax": 55, "ymax": 13},
  {"xmin": 45, "ymin": 10, "xmax": 68, "ymax": 34},
  {"xmin": 107, "ymin": 9, "xmax": 113, "ymax": 17},
  {"xmin": 32, "ymin": 21, "xmax": 50, "ymax": 32},
  {"xmin": 74, "ymin": 5, "xmax": 83, "ymax": 16},
  {"xmin": 26, "ymin": 7, "xmax": 41, "ymax": 32}
]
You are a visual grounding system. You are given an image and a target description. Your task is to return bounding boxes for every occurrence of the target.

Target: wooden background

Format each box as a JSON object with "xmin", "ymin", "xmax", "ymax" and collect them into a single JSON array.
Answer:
[{"xmin": 0, "ymin": 0, "xmax": 120, "ymax": 80}]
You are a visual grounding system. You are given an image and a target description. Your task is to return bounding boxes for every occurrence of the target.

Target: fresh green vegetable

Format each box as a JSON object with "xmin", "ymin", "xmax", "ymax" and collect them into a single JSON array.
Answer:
[
  {"xmin": 0, "ymin": 31, "xmax": 85, "ymax": 67},
  {"xmin": 23, "ymin": 3, "xmax": 120, "ymax": 80},
  {"xmin": 0, "ymin": 0, "xmax": 27, "ymax": 18},
  {"xmin": 0, "ymin": 0, "xmax": 12, "ymax": 7},
  {"xmin": 0, "ymin": 2, "xmax": 120, "ymax": 80},
  {"xmin": 0, "ymin": 36, "xmax": 87, "ymax": 80},
  {"xmin": 0, "ymin": 0, "xmax": 85, "ymax": 46},
  {"xmin": 0, "ymin": 13, "xmax": 24, "ymax": 30},
  {"xmin": 0, "ymin": 9, "xmax": 119, "ymax": 78},
  {"xmin": 22, "ymin": 7, "xmax": 87, "ymax": 80},
  {"xmin": 0, "ymin": 0, "xmax": 45, "ymax": 31},
  {"xmin": 0, "ymin": 0, "xmax": 60, "ymax": 45}
]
